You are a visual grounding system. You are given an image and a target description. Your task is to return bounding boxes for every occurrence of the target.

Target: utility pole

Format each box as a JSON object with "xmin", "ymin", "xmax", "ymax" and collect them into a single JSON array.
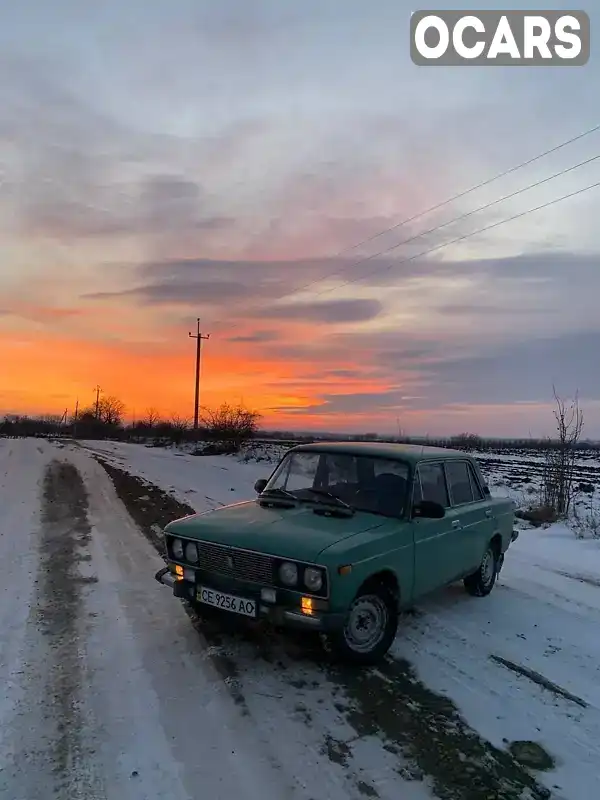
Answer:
[
  {"xmin": 94, "ymin": 385, "xmax": 102, "ymax": 420},
  {"xmin": 188, "ymin": 318, "xmax": 210, "ymax": 430},
  {"xmin": 73, "ymin": 398, "xmax": 79, "ymax": 439}
]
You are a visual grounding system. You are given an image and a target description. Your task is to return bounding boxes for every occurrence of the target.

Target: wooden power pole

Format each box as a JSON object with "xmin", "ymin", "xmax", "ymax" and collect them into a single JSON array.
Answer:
[
  {"xmin": 188, "ymin": 318, "xmax": 210, "ymax": 430},
  {"xmin": 94, "ymin": 385, "xmax": 102, "ymax": 419}
]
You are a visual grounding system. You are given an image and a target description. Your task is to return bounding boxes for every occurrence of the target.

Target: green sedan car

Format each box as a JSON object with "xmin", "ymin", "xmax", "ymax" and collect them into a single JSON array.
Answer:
[{"xmin": 155, "ymin": 441, "xmax": 518, "ymax": 663}]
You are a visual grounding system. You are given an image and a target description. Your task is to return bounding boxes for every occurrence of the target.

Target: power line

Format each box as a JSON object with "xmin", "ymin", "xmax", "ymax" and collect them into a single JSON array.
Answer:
[
  {"xmin": 205, "ymin": 126, "xmax": 600, "ymax": 333},
  {"xmin": 311, "ymin": 178, "xmax": 600, "ymax": 299},
  {"xmin": 333, "ymin": 121, "xmax": 600, "ymax": 259},
  {"xmin": 288, "ymin": 152, "xmax": 600, "ymax": 296},
  {"xmin": 216, "ymin": 153, "xmax": 599, "ymax": 332}
]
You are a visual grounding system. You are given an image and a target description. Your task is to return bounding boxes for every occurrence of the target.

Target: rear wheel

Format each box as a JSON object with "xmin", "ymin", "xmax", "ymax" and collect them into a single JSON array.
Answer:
[
  {"xmin": 464, "ymin": 542, "xmax": 499, "ymax": 597},
  {"xmin": 329, "ymin": 587, "xmax": 398, "ymax": 665}
]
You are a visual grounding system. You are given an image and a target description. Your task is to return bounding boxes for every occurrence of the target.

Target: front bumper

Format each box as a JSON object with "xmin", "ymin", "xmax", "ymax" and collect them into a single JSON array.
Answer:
[{"xmin": 154, "ymin": 565, "xmax": 344, "ymax": 632}]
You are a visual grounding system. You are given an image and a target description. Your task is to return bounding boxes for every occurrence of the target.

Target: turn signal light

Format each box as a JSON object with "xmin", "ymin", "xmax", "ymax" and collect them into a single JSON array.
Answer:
[{"xmin": 301, "ymin": 597, "xmax": 314, "ymax": 615}]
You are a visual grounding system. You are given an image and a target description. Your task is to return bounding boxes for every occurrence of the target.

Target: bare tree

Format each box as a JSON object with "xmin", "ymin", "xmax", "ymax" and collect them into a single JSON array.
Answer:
[
  {"xmin": 143, "ymin": 407, "xmax": 161, "ymax": 428},
  {"xmin": 165, "ymin": 413, "xmax": 188, "ymax": 445},
  {"xmin": 451, "ymin": 432, "xmax": 482, "ymax": 449},
  {"xmin": 540, "ymin": 386, "xmax": 584, "ymax": 518},
  {"xmin": 97, "ymin": 395, "xmax": 126, "ymax": 426},
  {"xmin": 170, "ymin": 413, "xmax": 189, "ymax": 432},
  {"xmin": 200, "ymin": 402, "xmax": 261, "ymax": 450}
]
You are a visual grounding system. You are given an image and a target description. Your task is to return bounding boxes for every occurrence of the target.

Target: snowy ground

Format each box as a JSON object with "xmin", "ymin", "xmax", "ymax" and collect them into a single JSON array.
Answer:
[{"xmin": 2, "ymin": 437, "xmax": 600, "ymax": 800}]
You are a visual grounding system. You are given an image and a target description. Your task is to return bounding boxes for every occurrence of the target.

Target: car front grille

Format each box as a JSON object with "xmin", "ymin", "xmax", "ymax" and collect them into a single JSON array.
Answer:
[{"xmin": 195, "ymin": 540, "xmax": 274, "ymax": 585}]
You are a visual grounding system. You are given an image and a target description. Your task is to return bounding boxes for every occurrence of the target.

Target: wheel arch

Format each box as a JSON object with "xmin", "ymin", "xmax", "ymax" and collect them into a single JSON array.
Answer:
[
  {"xmin": 356, "ymin": 569, "xmax": 401, "ymax": 609},
  {"xmin": 490, "ymin": 532, "xmax": 503, "ymax": 555}
]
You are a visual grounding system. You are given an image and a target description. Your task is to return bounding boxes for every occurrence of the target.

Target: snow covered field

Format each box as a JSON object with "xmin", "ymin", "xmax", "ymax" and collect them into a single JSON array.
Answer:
[{"xmin": 2, "ymin": 436, "xmax": 600, "ymax": 800}]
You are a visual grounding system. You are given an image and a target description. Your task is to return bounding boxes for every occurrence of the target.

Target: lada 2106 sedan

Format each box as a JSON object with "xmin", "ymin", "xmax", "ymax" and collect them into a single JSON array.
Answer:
[{"xmin": 155, "ymin": 441, "xmax": 519, "ymax": 663}]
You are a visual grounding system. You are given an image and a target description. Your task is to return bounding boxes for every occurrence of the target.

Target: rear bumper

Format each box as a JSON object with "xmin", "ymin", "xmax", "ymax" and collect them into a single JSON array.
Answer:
[{"xmin": 154, "ymin": 566, "xmax": 345, "ymax": 632}]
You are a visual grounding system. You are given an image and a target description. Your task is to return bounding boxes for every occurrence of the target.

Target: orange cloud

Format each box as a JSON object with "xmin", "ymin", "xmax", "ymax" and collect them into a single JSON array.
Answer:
[
  {"xmin": 4, "ymin": 305, "xmax": 84, "ymax": 324},
  {"xmin": 0, "ymin": 319, "xmax": 398, "ymax": 428}
]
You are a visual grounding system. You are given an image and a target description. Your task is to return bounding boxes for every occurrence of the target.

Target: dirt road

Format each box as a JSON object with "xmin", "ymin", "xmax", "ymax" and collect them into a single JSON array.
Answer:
[
  {"xmin": 0, "ymin": 440, "xmax": 324, "ymax": 799},
  {"xmin": 0, "ymin": 439, "xmax": 562, "ymax": 799}
]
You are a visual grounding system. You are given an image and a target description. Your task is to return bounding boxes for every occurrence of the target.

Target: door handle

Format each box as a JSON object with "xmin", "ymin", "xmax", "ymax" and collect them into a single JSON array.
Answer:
[
  {"xmin": 485, "ymin": 510, "xmax": 492, "ymax": 518},
  {"xmin": 452, "ymin": 520, "xmax": 461, "ymax": 527}
]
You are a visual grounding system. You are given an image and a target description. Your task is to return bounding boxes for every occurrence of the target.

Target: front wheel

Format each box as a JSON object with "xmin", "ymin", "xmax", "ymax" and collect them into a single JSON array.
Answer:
[
  {"xmin": 329, "ymin": 588, "xmax": 398, "ymax": 665},
  {"xmin": 464, "ymin": 543, "xmax": 499, "ymax": 597}
]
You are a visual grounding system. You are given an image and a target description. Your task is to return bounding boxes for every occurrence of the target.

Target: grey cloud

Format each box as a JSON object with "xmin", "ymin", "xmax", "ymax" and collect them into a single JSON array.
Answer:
[
  {"xmin": 424, "ymin": 330, "xmax": 600, "ymax": 406},
  {"xmin": 129, "ymin": 249, "xmax": 600, "ymax": 317},
  {"xmin": 84, "ymin": 278, "xmax": 250, "ymax": 305},
  {"xmin": 139, "ymin": 174, "xmax": 233, "ymax": 234},
  {"xmin": 262, "ymin": 328, "xmax": 600, "ymax": 428},
  {"xmin": 435, "ymin": 303, "xmax": 550, "ymax": 316},
  {"xmin": 255, "ymin": 298, "xmax": 382, "ymax": 324},
  {"xmin": 325, "ymin": 368, "xmax": 365, "ymax": 379},
  {"xmin": 268, "ymin": 389, "xmax": 410, "ymax": 417},
  {"xmin": 14, "ymin": 162, "xmax": 232, "ymax": 241},
  {"xmin": 0, "ymin": 57, "xmax": 256, "ymax": 242},
  {"xmin": 193, "ymin": 4, "xmax": 302, "ymax": 46},
  {"xmin": 139, "ymin": 256, "xmax": 334, "ymax": 287},
  {"xmin": 227, "ymin": 331, "xmax": 280, "ymax": 343}
]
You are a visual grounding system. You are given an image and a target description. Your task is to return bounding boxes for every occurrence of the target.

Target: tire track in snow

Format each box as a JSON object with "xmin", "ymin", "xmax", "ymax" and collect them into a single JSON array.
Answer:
[{"xmin": 6, "ymin": 460, "xmax": 103, "ymax": 799}]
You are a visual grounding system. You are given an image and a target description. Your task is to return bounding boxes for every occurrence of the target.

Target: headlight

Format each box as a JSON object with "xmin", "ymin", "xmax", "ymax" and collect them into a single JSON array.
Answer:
[
  {"xmin": 185, "ymin": 541, "xmax": 199, "ymax": 563},
  {"xmin": 304, "ymin": 567, "xmax": 323, "ymax": 592},
  {"xmin": 279, "ymin": 562, "xmax": 298, "ymax": 585},
  {"xmin": 172, "ymin": 538, "xmax": 184, "ymax": 559}
]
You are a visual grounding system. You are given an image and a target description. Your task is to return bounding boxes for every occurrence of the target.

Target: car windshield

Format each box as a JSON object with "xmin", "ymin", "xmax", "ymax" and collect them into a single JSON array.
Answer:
[{"xmin": 263, "ymin": 450, "xmax": 410, "ymax": 519}]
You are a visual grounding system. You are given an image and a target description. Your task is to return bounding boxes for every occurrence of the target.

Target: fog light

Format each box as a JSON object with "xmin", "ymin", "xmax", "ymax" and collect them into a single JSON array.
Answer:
[
  {"xmin": 301, "ymin": 597, "xmax": 314, "ymax": 616},
  {"xmin": 261, "ymin": 588, "xmax": 276, "ymax": 603}
]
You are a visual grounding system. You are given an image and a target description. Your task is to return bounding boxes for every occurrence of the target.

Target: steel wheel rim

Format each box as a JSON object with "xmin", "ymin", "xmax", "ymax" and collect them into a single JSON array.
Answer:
[
  {"xmin": 343, "ymin": 595, "xmax": 388, "ymax": 653},
  {"xmin": 481, "ymin": 548, "xmax": 496, "ymax": 586}
]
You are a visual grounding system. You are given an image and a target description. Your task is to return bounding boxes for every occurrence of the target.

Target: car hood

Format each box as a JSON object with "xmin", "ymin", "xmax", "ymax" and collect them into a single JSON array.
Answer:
[{"xmin": 164, "ymin": 499, "xmax": 387, "ymax": 562}]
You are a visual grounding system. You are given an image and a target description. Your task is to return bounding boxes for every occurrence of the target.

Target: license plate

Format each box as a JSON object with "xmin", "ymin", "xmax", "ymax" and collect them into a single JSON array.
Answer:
[{"xmin": 197, "ymin": 586, "xmax": 257, "ymax": 618}]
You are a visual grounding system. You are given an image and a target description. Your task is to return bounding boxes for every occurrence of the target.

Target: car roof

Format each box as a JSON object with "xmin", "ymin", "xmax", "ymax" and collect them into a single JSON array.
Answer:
[{"xmin": 287, "ymin": 440, "xmax": 470, "ymax": 465}]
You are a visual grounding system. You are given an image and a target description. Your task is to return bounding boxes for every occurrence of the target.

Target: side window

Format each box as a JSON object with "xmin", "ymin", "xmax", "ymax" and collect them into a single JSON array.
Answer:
[
  {"xmin": 468, "ymin": 464, "xmax": 484, "ymax": 501},
  {"xmin": 415, "ymin": 462, "xmax": 449, "ymax": 507},
  {"xmin": 445, "ymin": 461, "xmax": 479, "ymax": 505}
]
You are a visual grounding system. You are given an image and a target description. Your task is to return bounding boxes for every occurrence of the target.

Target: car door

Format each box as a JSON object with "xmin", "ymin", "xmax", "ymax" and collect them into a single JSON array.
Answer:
[
  {"xmin": 411, "ymin": 461, "xmax": 462, "ymax": 598},
  {"xmin": 443, "ymin": 459, "xmax": 493, "ymax": 576}
]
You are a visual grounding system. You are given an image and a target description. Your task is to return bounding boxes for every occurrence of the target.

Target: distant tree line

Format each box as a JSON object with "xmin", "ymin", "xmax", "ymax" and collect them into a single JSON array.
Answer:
[
  {"xmin": 2, "ymin": 388, "xmax": 598, "ymax": 458},
  {"xmin": 0, "ymin": 397, "xmax": 264, "ymax": 453}
]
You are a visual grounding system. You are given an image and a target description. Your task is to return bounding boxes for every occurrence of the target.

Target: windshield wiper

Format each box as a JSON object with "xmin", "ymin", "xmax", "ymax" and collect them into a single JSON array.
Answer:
[
  {"xmin": 304, "ymin": 488, "xmax": 353, "ymax": 511},
  {"xmin": 260, "ymin": 487, "xmax": 297, "ymax": 501}
]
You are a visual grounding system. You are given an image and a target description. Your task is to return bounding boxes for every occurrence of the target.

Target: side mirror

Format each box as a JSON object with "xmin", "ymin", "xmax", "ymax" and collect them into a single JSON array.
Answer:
[
  {"xmin": 412, "ymin": 500, "xmax": 445, "ymax": 519},
  {"xmin": 254, "ymin": 478, "xmax": 268, "ymax": 494}
]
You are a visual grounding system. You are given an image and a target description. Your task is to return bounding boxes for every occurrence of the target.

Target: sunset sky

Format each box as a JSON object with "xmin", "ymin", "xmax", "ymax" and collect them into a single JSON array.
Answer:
[{"xmin": 1, "ymin": 0, "xmax": 599, "ymax": 437}]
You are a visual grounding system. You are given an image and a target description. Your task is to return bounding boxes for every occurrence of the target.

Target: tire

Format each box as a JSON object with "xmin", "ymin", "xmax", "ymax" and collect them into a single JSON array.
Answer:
[
  {"xmin": 329, "ymin": 587, "xmax": 398, "ymax": 665},
  {"xmin": 464, "ymin": 542, "xmax": 499, "ymax": 597}
]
